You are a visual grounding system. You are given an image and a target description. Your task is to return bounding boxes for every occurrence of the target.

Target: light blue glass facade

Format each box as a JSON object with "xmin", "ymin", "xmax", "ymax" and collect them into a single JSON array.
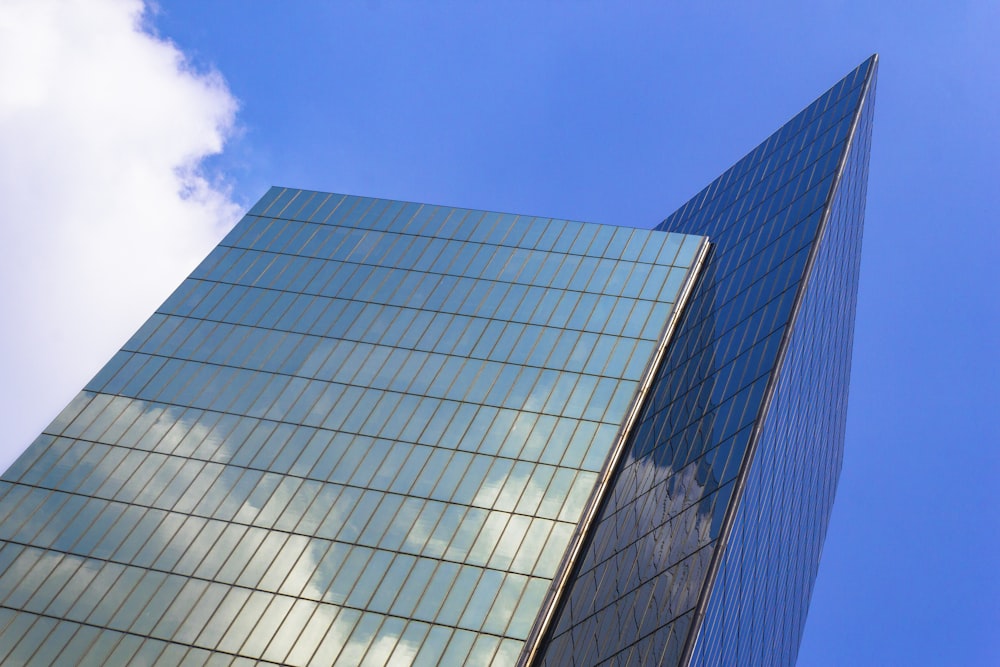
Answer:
[
  {"xmin": 532, "ymin": 57, "xmax": 876, "ymax": 666},
  {"xmin": 0, "ymin": 193, "xmax": 704, "ymax": 665}
]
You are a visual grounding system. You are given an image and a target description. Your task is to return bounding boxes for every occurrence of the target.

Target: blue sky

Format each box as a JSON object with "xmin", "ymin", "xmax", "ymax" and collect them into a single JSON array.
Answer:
[{"xmin": 1, "ymin": 1, "xmax": 997, "ymax": 664}]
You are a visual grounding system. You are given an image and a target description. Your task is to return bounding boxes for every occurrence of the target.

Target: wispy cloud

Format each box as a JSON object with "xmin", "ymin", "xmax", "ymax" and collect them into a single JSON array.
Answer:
[{"xmin": 0, "ymin": 0, "xmax": 241, "ymax": 470}]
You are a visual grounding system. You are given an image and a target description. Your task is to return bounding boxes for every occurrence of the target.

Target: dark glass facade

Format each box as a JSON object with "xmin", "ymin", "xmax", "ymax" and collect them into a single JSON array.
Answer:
[
  {"xmin": 532, "ymin": 57, "xmax": 876, "ymax": 666},
  {"xmin": 0, "ymin": 57, "xmax": 875, "ymax": 667},
  {"xmin": 688, "ymin": 65, "xmax": 875, "ymax": 667}
]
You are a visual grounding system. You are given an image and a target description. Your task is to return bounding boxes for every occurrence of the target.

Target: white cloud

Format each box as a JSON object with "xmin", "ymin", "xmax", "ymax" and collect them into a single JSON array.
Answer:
[{"xmin": 0, "ymin": 0, "xmax": 241, "ymax": 471}]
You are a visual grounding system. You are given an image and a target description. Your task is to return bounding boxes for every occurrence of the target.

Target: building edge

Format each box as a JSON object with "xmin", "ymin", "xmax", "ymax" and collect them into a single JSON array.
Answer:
[{"xmin": 519, "ymin": 236, "xmax": 711, "ymax": 667}]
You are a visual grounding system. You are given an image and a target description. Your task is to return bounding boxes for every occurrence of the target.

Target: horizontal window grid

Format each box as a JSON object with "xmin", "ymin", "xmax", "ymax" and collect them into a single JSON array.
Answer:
[
  {"xmin": 121, "ymin": 308, "xmax": 659, "ymax": 386},
  {"xmin": 1, "ymin": 438, "xmax": 592, "ymax": 580},
  {"xmin": 4, "ymin": 536, "xmax": 544, "ymax": 664},
  {"xmin": 159, "ymin": 270, "xmax": 677, "ymax": 346},
  {"xmin": 245, "ymin": 192, "xmax": 692, "ymax": 267},
  {"xmin": 0, "ymin": 506, "xmax": 564, "ymax": 642},
  {"xmin": 221, "ymin": 221, "xmax": 690, "ymax": 288},
  {"xmin": 113, "ymin": 324, "xmax": 649, "ymax": 411},
  {"xmin": 8, "ymin": 432, "xmax": 594, "ymax": 534},
  {"xmin": 84, "ymin": 358, "xmax": 630, "ymax": 471},
  {"xmin": 0, "ymin": 541, "xmax": 550, "ymax": 651},
  {"xmin": 189, "ymin": 245, "xmax": 687, "ymax": 335},
  {"xmin": 0, "ymin": 598, "xmax": 487, "ymax": 666},
  {"xmin": 55, "ymin": 385, "xmax": 619, "ymax": 476}
]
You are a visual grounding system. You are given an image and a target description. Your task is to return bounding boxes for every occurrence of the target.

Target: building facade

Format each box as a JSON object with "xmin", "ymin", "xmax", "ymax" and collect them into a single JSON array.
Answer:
[
  {"xmin": 532, "ymin": 54, "xmax": 876, "ymax": 667},
  {"xmin": 0, "ymin": 56, "xmax": 875, "ymax": 666}
]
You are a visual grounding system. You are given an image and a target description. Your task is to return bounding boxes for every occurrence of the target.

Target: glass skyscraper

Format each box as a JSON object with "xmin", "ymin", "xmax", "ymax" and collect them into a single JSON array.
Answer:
[{"xmin": 0, "ymin": 56, "xmax": 876, "ymax": 666}]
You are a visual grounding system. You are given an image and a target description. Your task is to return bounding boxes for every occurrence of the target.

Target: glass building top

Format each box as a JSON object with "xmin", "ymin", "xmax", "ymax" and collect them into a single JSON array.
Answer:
[
  {"xmin": 0, "ymin": 192, "xmax": 705, "ymax": 666},
  {"xmin": 690, "ymin": 59, "xmax": 875, "ymax": 667},
  {"xmin": 533, "ymin": 56, "xmax": 875, "ymax": 666}
]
